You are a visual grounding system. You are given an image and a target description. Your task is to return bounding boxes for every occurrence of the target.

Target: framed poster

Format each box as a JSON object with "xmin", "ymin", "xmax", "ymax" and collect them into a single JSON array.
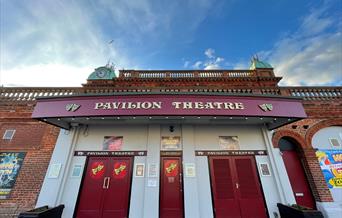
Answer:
[
  {"xmin": 148, "ymin": 163, "xmax": 158, "ymax": 177},
  {"xmin": 71, "ymin": 164, "xmax": 83, "ymax": 178},
  {"xmin": 184, "ymin": 163, "xmax": 196, "ymax": 177},
  {"xmin": 0, "ymin": 152, "xmax": 26, "ymax": 199},
  {"xmin": 259, "ymin": 163, "xmax": 271, "ymax": 176},
  {"xmin": 103, "ymin": 136, "xmax": 123, "ymax": 151},
  {"xmin": 48, "ymin": 163, "xmax": 62, "ymax": 178},
  {"xmin": 135, "ymin": 163, "xmax": 145, "ymax": 177},
  {"xmin": 219, "ymin": 136, "xmax": 240, "ymax": 150},
  {"xmin": 161, "ymin": 136, "xmax": 181, "ymax": 150}
]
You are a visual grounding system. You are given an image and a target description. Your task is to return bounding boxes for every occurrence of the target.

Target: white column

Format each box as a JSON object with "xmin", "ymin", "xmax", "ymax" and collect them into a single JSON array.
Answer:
[
  {"xmin": 182, "ymin": 125, "xmax": 201, "ymax": 218},
  {"xmin": 261, "ymin": 126, "xmax": 296, "ymax": 204},
  {"xmin": 129, "ymin": 156, "xmax": 146, "ymax": 218},
  {"xmin": 36, "ymin": 127, "xmax": 80, "ymax": 207},
  {"xmin": 143, "ymin": 124, "xmax": 161, "ymax": 218}
]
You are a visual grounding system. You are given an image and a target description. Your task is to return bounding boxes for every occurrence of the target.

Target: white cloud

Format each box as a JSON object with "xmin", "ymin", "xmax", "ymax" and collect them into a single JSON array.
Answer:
[
  {"xmin": 205, "ymin": 48, "xmax": 215, "ymax": 58},
  {"xmin": 183, "ymin": 61, "xmax": 190, "ymax": 68},
  {"xmin": 190, "ymin": 48, "xmax": 225, "ymax": 70},
  {"xmin": 263, "ymin": 1, "xmax": 342, "ymax": 86},
  {"xmin": 193, "ymin": 61, "xmax": 203, "ymax": 69},
  {"xmin": 2, "ymin": 64, "xmax": 92, "ymax": 87},
  {"xmin": 1, "ymin": 0, "xmax": 223, "ymax": 86}
]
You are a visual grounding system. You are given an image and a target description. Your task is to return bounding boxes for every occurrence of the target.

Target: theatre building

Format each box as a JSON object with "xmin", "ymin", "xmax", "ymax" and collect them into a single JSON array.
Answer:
[{"xmin": 0, "ymin": 59, "xmax": 341, "ymax": 217}]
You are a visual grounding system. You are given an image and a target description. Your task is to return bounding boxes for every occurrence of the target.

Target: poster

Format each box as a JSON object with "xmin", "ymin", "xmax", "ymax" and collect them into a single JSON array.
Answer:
[
  {"xmin": 0, "ymin": 152, "xmax": 26, "ymax": 199},
  {"xmin": 135, "ymin": 163, "xmax": 145, "ymax": 177},
  {"xmin": 316, "ymin": 149, "xmax": 342, "ymax": 188},
  {"xmin": 103, "ymin": 136, "xmax": 123, "ymax": 151},
  {"xmin": 219, "ymin": 136, "xmax": 240, "ymax": 150},
  {"xmin": 161, "ymin": 136, "xmax": 181, "ymax": 150},
  {"xmin": 148, "ymin": 163, "xmax": 158, "ymax": 177}
]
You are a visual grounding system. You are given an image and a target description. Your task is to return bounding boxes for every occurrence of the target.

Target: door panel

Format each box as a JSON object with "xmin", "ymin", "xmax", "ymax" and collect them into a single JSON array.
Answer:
[
  {"xmin": 282, "ymin": 150, "xmax": 316, "ymax": 209},
  {"xmin": 76, "ymin": 157, "xmax": 133, "ymax": 218},
  {"xmin": 209, "ymin": 156, "xmax": 267, "ymax": 218},
  {"xmin": 234, "ymin": 157, "xmax": 267, "ymax": 218},
  {"xmin": 160, "ymin": 157, "xmax": 184, "ymax": 218},
  {"xmin": 76, "ymin": 157, "xmax": 108, "ymax": 218},
  {"xmin": 209, "ymin": 157, "xmax": 240, "ymax": 218},
  {"xmin": 102, "ymin": 157, "xmax": 133, "ymax": 218}
]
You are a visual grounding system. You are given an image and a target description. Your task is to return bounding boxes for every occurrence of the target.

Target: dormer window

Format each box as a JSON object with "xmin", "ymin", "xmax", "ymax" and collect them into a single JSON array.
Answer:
[{"xmin": 3, "ymin": 129, "xmax": 16, "ymax": 140}]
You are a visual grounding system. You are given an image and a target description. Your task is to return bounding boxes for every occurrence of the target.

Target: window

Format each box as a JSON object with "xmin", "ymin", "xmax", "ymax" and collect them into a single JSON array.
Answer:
[
  {"xmin": 3, "ymin": 129, "xmax": 16, "ymax": 140},
  {"xmin": 329, "ymin": 138, "xmax": 341, "ymax": 148}
]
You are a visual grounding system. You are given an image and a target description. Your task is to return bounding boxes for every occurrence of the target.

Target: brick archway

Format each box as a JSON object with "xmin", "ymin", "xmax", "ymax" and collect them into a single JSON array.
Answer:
[
  {"xmin": 305, "ymin": 118, "xmax": 342, "ymax": 147},
  {"xmin": 272, "ymin": 130, "xmax": 307, "ymax": 149},
  {"xmin": 272, "ymin": 129, "xmax": 334, "ymax": 203}
]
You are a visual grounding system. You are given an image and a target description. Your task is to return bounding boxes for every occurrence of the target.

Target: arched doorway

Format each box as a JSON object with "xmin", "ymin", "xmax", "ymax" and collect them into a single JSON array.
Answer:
[{"xmin": 279, "ymin": 137, "xmax": 316, "ymax": 209}]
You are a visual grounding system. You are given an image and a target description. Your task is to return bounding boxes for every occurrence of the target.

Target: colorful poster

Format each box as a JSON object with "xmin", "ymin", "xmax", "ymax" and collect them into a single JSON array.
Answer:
[
  {"xmin": 0, "ymin": 152, "xmax": 26, "ymax": 199},
  {"xmin": 103, "ymin": 136, "xmax": 123, "ymax": 151},
  {"xmin": 316, "ymin": 149, "xmax": 342, "ymax": 188}
]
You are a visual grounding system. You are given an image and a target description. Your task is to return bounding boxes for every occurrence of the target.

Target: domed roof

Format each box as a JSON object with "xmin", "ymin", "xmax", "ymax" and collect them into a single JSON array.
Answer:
[
  {"xmin": 88, "ymin": 65, "xmax": 116, "ymax": 80},
  {"xmin": 249, "ymin": 57, "xmax": 273, "ymax": 70}
]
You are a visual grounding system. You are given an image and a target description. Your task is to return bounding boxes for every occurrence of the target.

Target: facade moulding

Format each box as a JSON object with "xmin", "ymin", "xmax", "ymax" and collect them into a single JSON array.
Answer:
[{"xmin": 305, "ymin": 118, "xmax": 342, "ymax": 147}]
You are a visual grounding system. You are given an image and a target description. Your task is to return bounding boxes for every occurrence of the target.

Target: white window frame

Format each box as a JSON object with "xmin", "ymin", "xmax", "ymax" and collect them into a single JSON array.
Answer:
[
  {"xmin": 329, "ymin": 138, "xmax": 341, "ymax": 148},
  {"xmin": 2, "ymin": 129, "xmax": 16, "ymax": 140}
]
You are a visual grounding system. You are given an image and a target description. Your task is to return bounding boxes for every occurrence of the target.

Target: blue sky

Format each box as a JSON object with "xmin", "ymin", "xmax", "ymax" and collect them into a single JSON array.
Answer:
[{"xmin": 0, "ymin": 0, "xmax": 341, "ymax": 86}]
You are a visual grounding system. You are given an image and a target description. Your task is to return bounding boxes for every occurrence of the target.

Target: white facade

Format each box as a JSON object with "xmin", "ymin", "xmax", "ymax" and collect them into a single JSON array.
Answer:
[{"xmin": 37, "ymin": 123, "xmax": 298, "ymax": 218}]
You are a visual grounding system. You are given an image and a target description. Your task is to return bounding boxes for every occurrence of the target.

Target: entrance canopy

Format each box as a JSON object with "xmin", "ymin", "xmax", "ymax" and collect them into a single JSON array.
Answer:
[{"xmin": 32, "ymin": 94, "xmax": 306, "ymax": 130}]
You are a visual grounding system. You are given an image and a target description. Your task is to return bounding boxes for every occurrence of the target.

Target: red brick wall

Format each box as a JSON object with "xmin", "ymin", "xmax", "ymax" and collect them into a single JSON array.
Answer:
[
  {"xmin": 0, "ymin": 105, "xmax": 60, "ymax": 217},
  {"xmin": 272, "ymin": 116, "xmax": 342, "ymax": 203}
]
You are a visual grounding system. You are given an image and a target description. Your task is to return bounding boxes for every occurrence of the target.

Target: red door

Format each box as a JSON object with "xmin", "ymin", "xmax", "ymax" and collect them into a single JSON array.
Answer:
[
  {"xmin": 160, "ymin": 157, "xmax": 184, "ymax": 218},
  {"xmin": 76, "ymin": 157, "xmax": 133, "ymax": 218},
  {"xmin": 282, "ymin": 150, "xmax": 316, "ymax": 209},
  {"xmin": 209, "ymin": 156, "xmax": 267, "ymax": 218}
]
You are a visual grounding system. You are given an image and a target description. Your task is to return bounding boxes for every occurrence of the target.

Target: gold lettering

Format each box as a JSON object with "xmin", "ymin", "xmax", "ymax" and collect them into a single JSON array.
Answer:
[
  {"xmin": 224, "ymin": 102, "xmax": 235, "ymax": 109},
  {"xmin": 152, "ymin": 102, "xmax": 162, "ymax": 109},
  {"xmin": 112, "ymin": 102, "xmax": 121, "ymax": 109},
  {"xmin": 235, "ymin": 102, "xmax": 244, "ymax": 110},
  {"xmin": 183, "ymin": 102, "xmax": 192, "ymax": 109},
  {"xmin": 213, "ymin": 102, "xmax": 223, "ymax": 109},
  {"xmin": 141, "ymin": 102, "xmax": 152, "ymax": 109},
  {"xmin": 94, "ymin": 102, "xmax": 104, "ymax": 109},
  {"xmin": 195, "ymin": 102, "xmax": 204, "ymax": 109},
  {"xmin": 103, "ymin": 102, "xmax": 111, "ymax": 109},
  {"xmin": 172, "ymin": 102, "xmax": 182, "ymax": 109},
  {"xmin": 204, "ymin": 102, "xmax": 215, "ymax": 109}
]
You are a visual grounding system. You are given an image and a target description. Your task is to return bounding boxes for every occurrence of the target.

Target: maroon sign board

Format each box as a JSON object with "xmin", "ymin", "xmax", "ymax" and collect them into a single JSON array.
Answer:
[{"xmin": 32, "ymin": 94, "xmax": 306, "ymax": 118}]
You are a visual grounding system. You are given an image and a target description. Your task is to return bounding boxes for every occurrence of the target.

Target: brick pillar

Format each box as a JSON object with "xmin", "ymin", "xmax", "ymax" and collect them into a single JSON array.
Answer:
[{"xmin": 300, "ymin": 147, "xmax": 333, "ymax": 202}]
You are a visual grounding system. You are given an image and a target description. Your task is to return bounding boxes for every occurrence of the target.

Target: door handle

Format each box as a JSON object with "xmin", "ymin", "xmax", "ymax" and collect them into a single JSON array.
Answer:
[
  {"xmin": 103, "ymin": 177, "xmax": 108, "ymax": 189},
  {"xmin": 236, "ymin": 183, "xmax": 239, "ymax": 189},
  {"xmin": 106, "ymin": 177, "xmax": 111, "ymax": 189}
]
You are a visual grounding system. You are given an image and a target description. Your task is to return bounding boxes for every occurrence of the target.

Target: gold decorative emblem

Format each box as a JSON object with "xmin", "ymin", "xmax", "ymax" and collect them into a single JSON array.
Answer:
[
  {"xmin": 166, "ymin": 163, "xmax": 177, "ymax": 173},
  {"xmin": 114, "ymin": 164, "xmax": 126, "ymax": 175},
  {"xmin": 259, "ymin": 103, "xmax": 273, "ymax": 112},
  {"xmin": 66, "ymin": 103, "xmax": 81, "ymax": 112},
  {"xmin": 92, "ymin": 164, "xmax": 104, "ymax": 175}
]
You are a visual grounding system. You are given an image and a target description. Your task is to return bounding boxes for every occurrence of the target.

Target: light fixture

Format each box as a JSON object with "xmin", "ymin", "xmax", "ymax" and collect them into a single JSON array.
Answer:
[{"xmin": 133, "ymin": 116, "xmax": 136, "ymax": 119}]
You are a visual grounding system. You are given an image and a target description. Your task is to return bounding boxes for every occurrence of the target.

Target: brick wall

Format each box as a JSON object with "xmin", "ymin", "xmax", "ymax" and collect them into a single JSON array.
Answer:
[
  {"xmin": 273, "ymin": 115, "xmax": 342, "ymax": 203},
  {"xmin": 0, "ymin": 105, "xmax": 60, "ymax": 217}
]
